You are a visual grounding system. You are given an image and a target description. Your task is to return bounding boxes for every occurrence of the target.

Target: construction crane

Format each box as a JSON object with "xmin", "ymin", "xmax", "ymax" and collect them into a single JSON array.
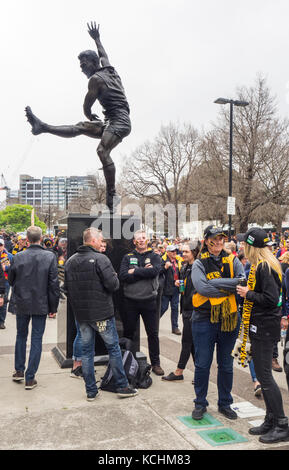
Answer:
[{"xmin": 0, "ymin": 174, "xmax": 9, "ymax": 191}]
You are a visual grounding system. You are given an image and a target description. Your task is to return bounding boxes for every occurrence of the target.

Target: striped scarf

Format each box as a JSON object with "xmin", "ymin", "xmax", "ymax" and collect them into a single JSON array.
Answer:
[
  {"xmin": 235, "ymin": 264, "xmax": 257, "ymax": 367},
  {"xmin": 233, "ymin": 261, "xmax": 283, "ymax": 367},
  {"xmin": 0, "ymin": 251, "xmax": 10, "ymax": 280}
]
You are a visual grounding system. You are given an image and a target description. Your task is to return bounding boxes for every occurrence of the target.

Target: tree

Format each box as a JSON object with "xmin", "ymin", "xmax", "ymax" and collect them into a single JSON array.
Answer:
[
  {"xmin": 120, "ymin": 122, "xmax": 200, "ymax": 234},
  {"xmin": 0, "ymin": 204, "xmax": 46, "ymax": 233},
  {"xmin": 193, "ymin": 76, "xmax": 289, "ymax": 232}
]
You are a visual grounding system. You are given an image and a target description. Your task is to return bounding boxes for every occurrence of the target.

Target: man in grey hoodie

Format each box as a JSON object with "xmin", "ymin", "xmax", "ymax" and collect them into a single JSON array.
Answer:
[{"xmin": 119, "ymin": 230, "xmax": 163, "ymax": 376}]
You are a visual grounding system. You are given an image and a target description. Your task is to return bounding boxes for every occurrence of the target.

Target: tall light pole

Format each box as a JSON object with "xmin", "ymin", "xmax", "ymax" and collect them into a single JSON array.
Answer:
[{"xmin": 214, "ymin": 98, "xmax": 249, "ymax": 240}]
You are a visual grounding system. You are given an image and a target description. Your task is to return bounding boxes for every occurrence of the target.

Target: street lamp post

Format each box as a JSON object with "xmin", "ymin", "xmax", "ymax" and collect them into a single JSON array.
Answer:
[{"xmin": 214, "ymin": 98, "xmax": 249, "ymax": 240}]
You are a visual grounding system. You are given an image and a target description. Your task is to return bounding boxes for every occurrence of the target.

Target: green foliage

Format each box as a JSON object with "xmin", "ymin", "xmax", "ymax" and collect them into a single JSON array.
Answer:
[{"xmin": 0, "ymin": 205, "xmax": 46, "ymax": 233}]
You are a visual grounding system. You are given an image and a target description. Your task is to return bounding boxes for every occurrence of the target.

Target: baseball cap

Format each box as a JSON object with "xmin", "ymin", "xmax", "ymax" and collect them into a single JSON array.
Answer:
[
  {"xmin": 43, "ymin": 238, "xmax": 53, "ymax": 248},
  {"xmin": 204, "ymin": 225, "xmax": 226, "ymax": 239},
  {"xmin": 238, "ymin": 227, "xmax": 270, "ymax": 248},
  {"xmin": 0, "ymin": 238, "xmax": 4, "ymax": 245},
  {"xmin": 166, "ymin": 245, "xmax": 178, "ymax": 252}
]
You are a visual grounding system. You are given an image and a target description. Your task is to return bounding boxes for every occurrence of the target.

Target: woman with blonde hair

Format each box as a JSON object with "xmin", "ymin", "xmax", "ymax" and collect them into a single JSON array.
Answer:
[{"xmin": 237, "ymin": 227, "xmax": 288, "ymax": 444}]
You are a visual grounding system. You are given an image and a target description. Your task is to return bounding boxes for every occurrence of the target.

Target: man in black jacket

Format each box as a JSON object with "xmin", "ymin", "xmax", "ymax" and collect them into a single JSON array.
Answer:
[
  {"xmin": 8, "ymin": 226, "xmax": 60, "ymax": 390},
  {"xmin": 64, "ymin": 227, "xmax": 137, "ymax": 401},
  {"xmin": 119, "ymin": 230, "xmax": 163, "ymax": 376}
]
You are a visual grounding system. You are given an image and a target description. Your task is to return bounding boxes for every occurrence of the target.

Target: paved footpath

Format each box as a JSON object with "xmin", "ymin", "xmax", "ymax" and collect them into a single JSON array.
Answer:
[{"xmin": 1, "ymin": 305, "xmax": 289, "ymax": 451}]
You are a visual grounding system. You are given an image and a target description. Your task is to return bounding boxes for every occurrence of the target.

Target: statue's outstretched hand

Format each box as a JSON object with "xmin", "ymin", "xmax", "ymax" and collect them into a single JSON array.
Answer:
[{"xmin": 87, "ymin": 22, "xmax": 100, "ymax": 41}]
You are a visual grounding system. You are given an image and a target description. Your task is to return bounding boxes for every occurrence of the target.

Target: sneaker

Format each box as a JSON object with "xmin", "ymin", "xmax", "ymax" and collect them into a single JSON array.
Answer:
[
  {"xmin": 70, "ymin": 366, "xmax": 83, "ymax": 379},
  {"xmin": 12, "ymin": 371, "xmax": 24, "ymax": 382},
  {"xmin": 218, "ymin": 407, "xmax": 238, "ymax": 420},
  {"xmin": 86, "ymin": 391, "xmax": 100, "ymax": 401},
  {"xmin": 192, "ymin": 406, "xmax": 207, "ymax": 420},
  {"xmin": 152, "ymin": 365, "xmax": 165, "ymax": 376},
  {"xmin": 25, "ymin": 379, "xmax": 37, "ymax": 390},
  {"xmin": 116, "ymin": 386, "xmax": 138, "ymax": 398}
]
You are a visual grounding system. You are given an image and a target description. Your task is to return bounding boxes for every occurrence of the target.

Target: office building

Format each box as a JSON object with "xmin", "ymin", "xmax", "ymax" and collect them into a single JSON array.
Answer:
[{"xmin": 18, "ymin": 174, "xmax": 95, "ymax": 210}]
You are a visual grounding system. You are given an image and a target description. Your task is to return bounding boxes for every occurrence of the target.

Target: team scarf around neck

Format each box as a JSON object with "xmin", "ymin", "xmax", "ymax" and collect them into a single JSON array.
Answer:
[
  {"xmin": 234, "ymin": 263, "xmax": 257, "ymax": 367},
  {"xmin": 232, "ymin": 261, "xmax": 283, "ymax": 367},
  {"xmin": 194, "ymin": 249, "xmax": 238, "ymax": 332}
]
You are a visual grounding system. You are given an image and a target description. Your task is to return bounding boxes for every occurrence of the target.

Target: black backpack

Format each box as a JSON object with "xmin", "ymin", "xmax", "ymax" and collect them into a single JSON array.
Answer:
[
  {"xmin": 136, "ymin": 361, "xmax": 152, "ymax": 389},
  {"xmin": 100, "ymin": 337, "xmax": 153, "ymax": 392},
  {"xmin": 119, "ymin": 337, "xmax": 153, "ymax": 389},
  {"xmin": 100, "ymin": 349, "xmax": 139, "ymax": 392}
]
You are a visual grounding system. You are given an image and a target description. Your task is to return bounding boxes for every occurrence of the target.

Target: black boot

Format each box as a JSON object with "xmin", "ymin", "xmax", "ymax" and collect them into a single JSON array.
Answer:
[
  {"xmin": 259, "ymin": 417, "xmax": 289, "ymax": 444},
  {"xmin": 249, "ymin": 413, "xmax": 274, "ymax": 435}
]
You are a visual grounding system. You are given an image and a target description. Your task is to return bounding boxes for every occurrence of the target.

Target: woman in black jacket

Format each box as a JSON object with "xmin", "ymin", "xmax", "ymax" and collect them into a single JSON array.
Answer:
[
  {"xmin": 162, "ymin": 241, "xmax": 200, "ymax": 382},
  {"xmin": 237, "ymin": 227, "xmax": 288, "ymax": 444}
]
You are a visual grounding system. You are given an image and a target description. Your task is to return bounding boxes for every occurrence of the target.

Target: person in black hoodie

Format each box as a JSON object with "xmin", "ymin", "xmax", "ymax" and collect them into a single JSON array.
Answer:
[
  {"xmin": 64, "ymin": 227, "xmax": 137, "ymax": 401},
  {"xmin": 237, "ymin": 227, "xmax": 288, "ymax": 444},
  {"xmin": 162, "ymin": 241, "xmax": 200, "ymax": 382}
]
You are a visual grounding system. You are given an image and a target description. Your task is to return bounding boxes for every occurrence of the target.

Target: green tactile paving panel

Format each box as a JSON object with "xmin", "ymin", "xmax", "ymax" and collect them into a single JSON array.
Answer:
[
  {"xmin": 197, "ymin": 428, "xmax": 248, "ymax": 447},
  {"xmin": 178, "ymin": 413, "xmax": 223, "ymax": 429}
]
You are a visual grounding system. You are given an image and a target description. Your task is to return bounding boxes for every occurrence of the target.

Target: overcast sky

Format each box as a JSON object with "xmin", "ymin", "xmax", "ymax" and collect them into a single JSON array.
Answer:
[{"xmin": 1, "ymin": 0, "xmax": 289, "ymax": 196}]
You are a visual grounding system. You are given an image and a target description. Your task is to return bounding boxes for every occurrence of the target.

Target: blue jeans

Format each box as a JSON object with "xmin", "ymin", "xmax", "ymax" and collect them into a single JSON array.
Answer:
[
  {"xmin": 15, "ymin": 314, "xmax": 47, "ymax": 381},
  {"xmin": 192, "ymin": 316, "xmax": 240, "ymax": 409},
  {"xmin": 72, "ymin": 319, "xmax": 83, "ymax": 361},
  {"xmin": 160, "ymin": 286, "xmax": 180, "ymax": 329},
  {"xmin": 249, "ymin": 359, "xmax": 257, "ymax": 382},
  {"xmin": 79, "ymin": 317, "xmax": 128, "ymax": 395},
  {"xmin": 0, "ymin": 282, "xmax": 10, "ymax": 324}
]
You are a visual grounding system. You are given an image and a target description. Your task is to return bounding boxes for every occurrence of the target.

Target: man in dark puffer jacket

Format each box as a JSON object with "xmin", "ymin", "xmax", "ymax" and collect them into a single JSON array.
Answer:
[{"xmin": 64, "ymin": 227, "xmax": 137, "ymax": 401}]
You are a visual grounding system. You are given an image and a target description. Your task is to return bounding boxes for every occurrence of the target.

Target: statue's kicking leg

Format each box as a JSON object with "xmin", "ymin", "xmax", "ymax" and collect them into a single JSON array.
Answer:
[
  {"xmin": 25, "ymin": 106, "xmax": 104, "ymax": 139},
  {"xmin": 97, "ymin": 130, "xmax": 121, "ymax": 211}
]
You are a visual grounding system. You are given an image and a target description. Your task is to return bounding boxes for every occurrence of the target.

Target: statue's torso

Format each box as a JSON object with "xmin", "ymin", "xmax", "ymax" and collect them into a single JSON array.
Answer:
[{"xmin": 94, "ymin": 66, "xmax": 130, "ymax": 117}]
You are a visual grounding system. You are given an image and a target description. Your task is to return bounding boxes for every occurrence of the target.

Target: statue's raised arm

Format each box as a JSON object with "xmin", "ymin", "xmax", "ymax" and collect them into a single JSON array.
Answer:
[{"xmin": 87, "ymin": 22, "xmax": 111, "ymax": 68}]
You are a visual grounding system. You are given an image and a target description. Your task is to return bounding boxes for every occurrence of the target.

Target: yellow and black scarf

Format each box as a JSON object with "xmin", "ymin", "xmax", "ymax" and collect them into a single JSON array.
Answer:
[
  {"xmin": 193, "ymin": 249, "xmax": 238, "ymax": 332},
  {"xmin": 0, "ymin": 251, "xmax": 10, "ymax": 280},
  {"xmin": 235, "ymin": 261, "xmax": 283, "ymax": 367},
  {"xmin": 234, "ymin": 264, "xmax": 257, "ymax": 367}
]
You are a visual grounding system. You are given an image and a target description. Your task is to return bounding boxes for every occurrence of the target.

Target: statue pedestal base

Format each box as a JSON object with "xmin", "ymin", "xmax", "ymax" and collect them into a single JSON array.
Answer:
[{"xmin": 51, "ymin": 213, "xmax": 147, "ymax": 368}]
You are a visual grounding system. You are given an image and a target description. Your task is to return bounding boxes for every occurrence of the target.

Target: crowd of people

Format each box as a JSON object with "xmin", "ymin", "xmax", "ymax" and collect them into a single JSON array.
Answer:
[
  {"xmin": 0, "ymin": 230, "xmax": 68, "ymax": 326},
  {"xmin": 1, "ymin": 223, "xmax": 289, "ymax": 444}
]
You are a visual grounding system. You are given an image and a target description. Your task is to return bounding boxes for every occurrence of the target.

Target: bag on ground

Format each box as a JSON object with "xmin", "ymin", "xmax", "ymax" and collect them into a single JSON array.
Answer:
[
  {"xmin": 100, "ymin": 337, "xmax": 153, "ymax": 391},
  {"xmin": 100, "ymin": 349, "xmax": 139, "ymax": 392}
]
